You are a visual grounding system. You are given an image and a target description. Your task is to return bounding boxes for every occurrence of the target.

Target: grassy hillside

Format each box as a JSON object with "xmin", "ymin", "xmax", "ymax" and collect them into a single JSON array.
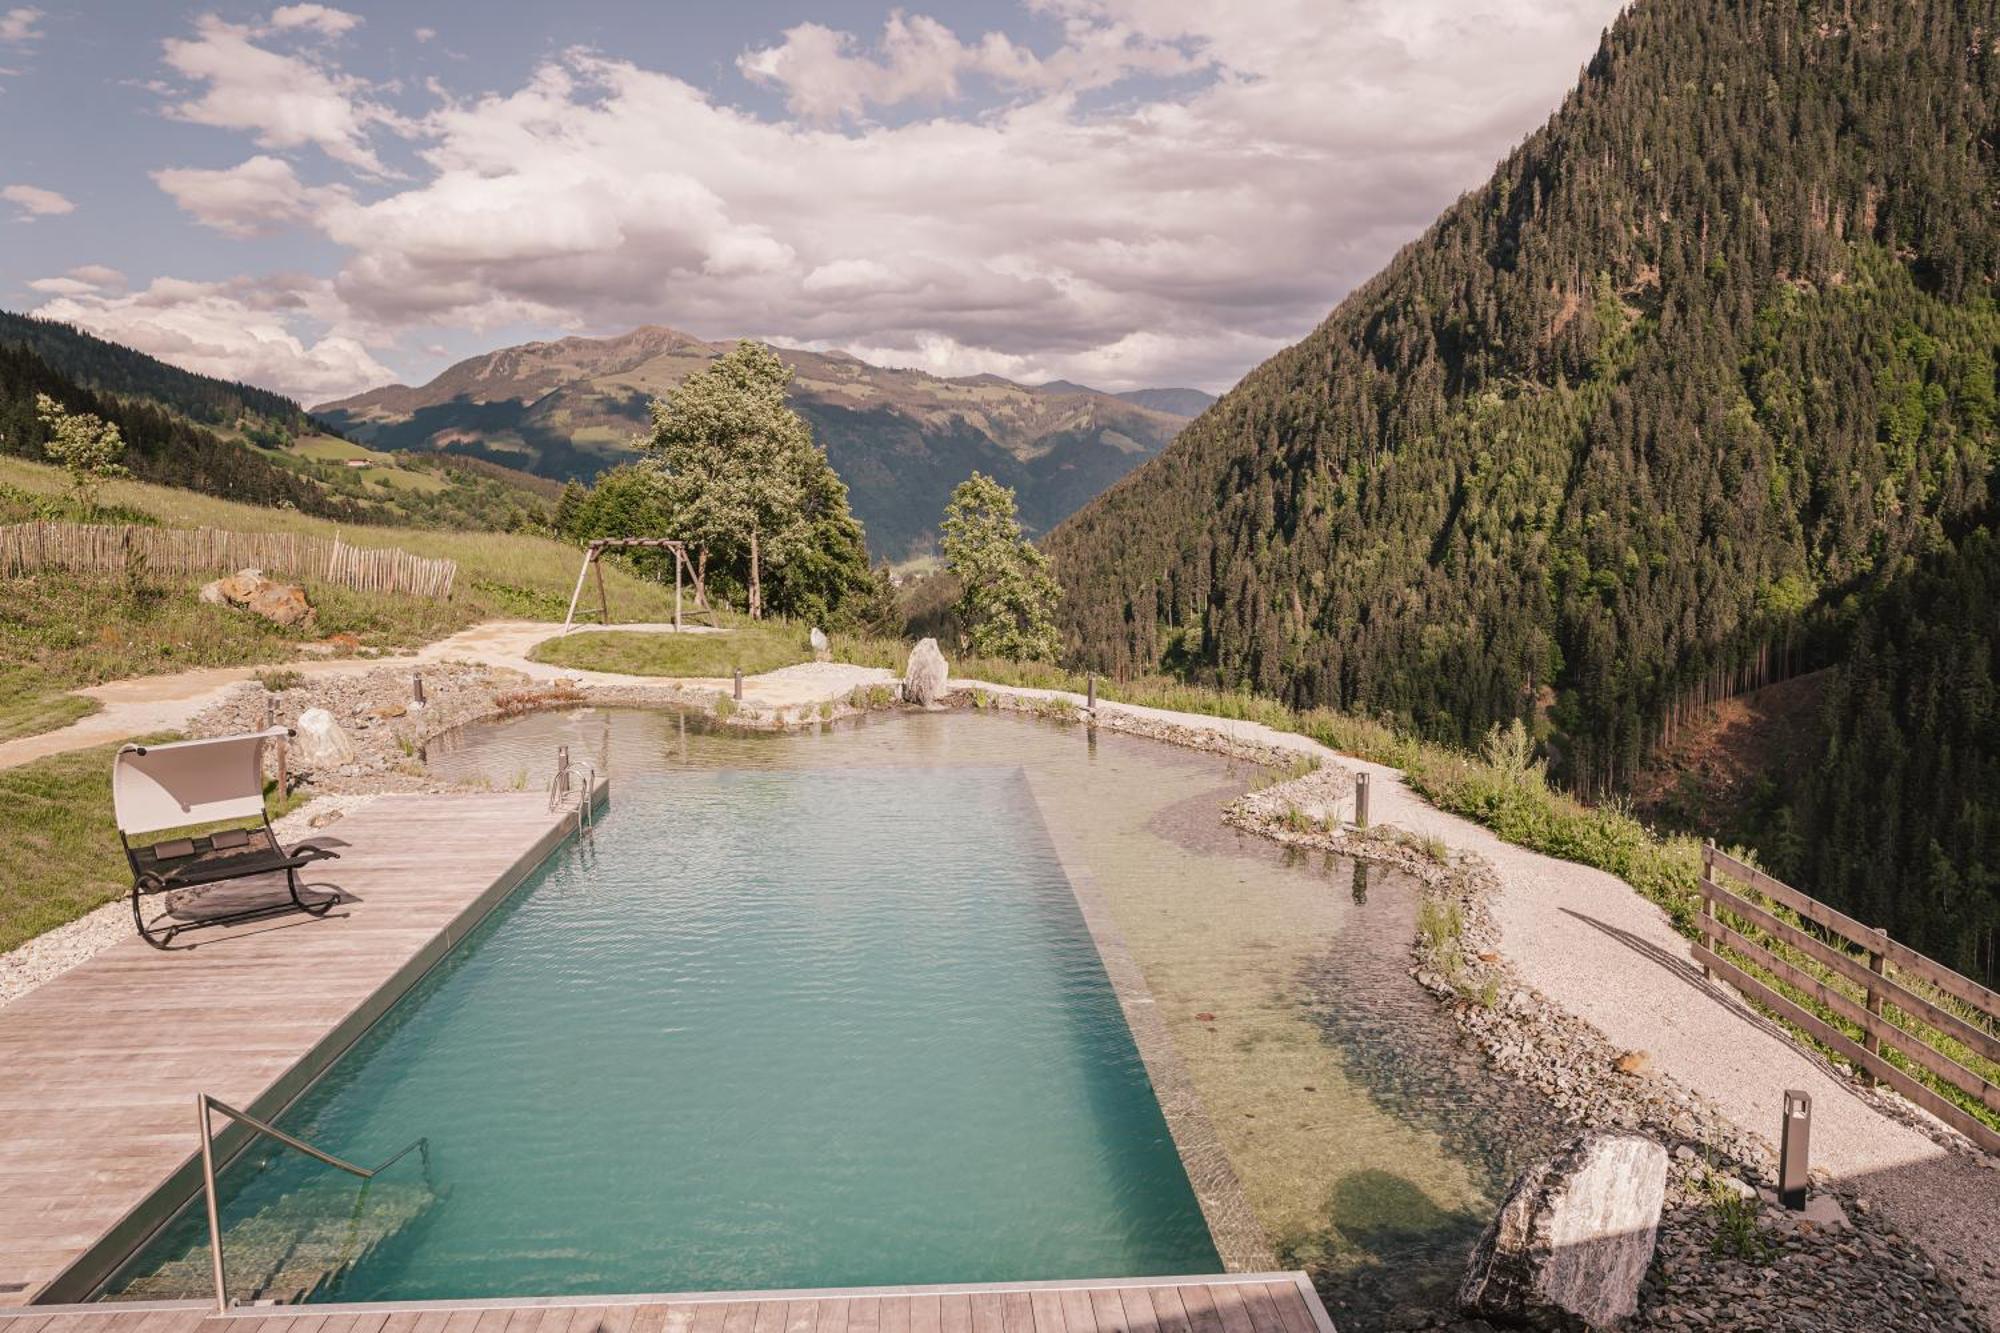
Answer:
[
  {"xmin": 0, "ymin": 456, "xmax": 686, "ymax": 741},
  {"xmin": 0, "ymin": 312, "xmax": 558, "ymax": 533},
  {"xmin": 0, "ymin": 455, "xmax": 673, "ymax": 617}
]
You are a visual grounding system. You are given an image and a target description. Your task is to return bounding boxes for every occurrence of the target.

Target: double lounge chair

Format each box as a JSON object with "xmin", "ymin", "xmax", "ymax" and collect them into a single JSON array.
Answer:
[{"xmin": 113, "ymin": 729, "xmax": 341, "ymax": 948}]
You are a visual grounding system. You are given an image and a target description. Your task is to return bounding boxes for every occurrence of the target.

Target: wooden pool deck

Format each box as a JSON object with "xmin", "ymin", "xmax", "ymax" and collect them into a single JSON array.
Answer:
[
  {"xmin": 0, "ymin": 1274, "xmax": 1334, "ymax": 1333},
  {"xmin": 0, "ymin": 790, "xmax": 593, "ymax": 1308}
]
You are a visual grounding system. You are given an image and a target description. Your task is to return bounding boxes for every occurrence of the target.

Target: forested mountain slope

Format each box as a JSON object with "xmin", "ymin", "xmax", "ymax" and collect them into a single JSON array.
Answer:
[
  {"xmin": 1047, "ymin": 0, "xmax": 1999, "ymax": 973},
  {"xmin": 0, "ymin": 316, "xmax": 553, "ymax": 531},
  {"xmin": 0, "ymin": 336, "xmax": 356, "ymax": 517},
  {"xmin": 0, "ymin": 312, "xmax": 308, "ymax": 442}
]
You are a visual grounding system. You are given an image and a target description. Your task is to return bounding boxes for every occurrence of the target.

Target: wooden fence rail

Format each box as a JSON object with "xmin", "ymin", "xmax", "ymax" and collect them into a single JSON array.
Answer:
[
  {"xmin": 0, "ymin": 522, "xmax": 457, "ymax": 600},
  {"xmin": 1695, "ymin": 841, "xmax": 2000, "ymax": 1153}
]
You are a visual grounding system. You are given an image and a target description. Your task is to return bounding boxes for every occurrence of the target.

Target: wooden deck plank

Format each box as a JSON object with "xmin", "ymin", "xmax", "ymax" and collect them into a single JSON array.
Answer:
[
  {"xmin": 1258, "ymin": 1285, "xmax": 1312, "ymax": 1333},
  {"xmin": 628, "ymin": 1305, "xmax": 672, "ymax": 1333},
  {"xmin": 1205, "ymin": 1284, "xmax": 1254, "ymax": 1333},
  {"xmin": 1235, "ymin": 1285, "xmax": 1284, "ymax": 1333},
  {"xmin": 0, "ymin": 791, "xmax": 580, "ymax": 1305},
  {"xmin": 592, "ymin": 1306, "xmax": 639, "ymax": 1333},
  {"xmin": 434, "ymin": 1313, "xmax": 484, "ymax": 1333},
  {"xmin": 1145, "ymin": 1289, "xmax": 1188, "ymax": 1333},
  {"xmin": 996, "ymin": 1292, "xmax": 1031, "ymax": 1333},
  {"xmin": 940, "ymin": 1295, "xmax": 970, "ymax": 1333},
  {"xmin": 964, "ymin": 1288, "xmax": 1000, "ymax": 1333},
  {"xmin": 0, "ymin": 1284, "xmax": 1333, "ymax": 1333},
  {"xmin": 874, "ymin": 1295, "xmax": 909, "ymax": 1333},
  {"xmin": 1086, "ymin": 1290, "xmax": 1127, "ymax": 1333},
  {"xmin": 1173, "ymin": 1287, "xmax": 1221, "ymax": 1333},
  {"xmin": 842, "ymin": 1300, "xmax": 877, "ymax": 1333},
  {"xmin": 1115, "ymin": 1290, "xmax": 1158, "ymax": 1333},
  {"xmin": 749, "ymin": 1301, "xmax": 787, "ymax": 1333},
  {"xmin": 1056, "ymin": 1286, "xmax": 1097, "ymax": 1333},
  {"xmin": 1025, "ymin": 1290, "xmax": 1066, "ymax": 1333}
]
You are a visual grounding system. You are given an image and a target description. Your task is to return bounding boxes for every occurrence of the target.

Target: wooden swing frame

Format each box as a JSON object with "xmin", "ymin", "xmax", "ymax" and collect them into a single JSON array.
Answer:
[{"xmin": 559, "ymin": 538, "xmax": 717, "ymax": 636}]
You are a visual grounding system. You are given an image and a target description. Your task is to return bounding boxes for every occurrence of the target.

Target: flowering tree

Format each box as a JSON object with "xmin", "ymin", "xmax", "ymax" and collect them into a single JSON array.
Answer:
[{"xmin": 35, "ymin": 394, "xmax": 127, "ymax": 518}]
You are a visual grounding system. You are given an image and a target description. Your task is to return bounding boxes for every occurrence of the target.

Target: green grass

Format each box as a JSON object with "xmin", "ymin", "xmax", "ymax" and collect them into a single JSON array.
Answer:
[
  {"xmin": 0, "ymin": 455, "xmax": 683, "ymax": 622},
  {"xmin": 0, "ymin": 456, "xmax": 690, "ymax": 745},
  {"xmin": 0, "ymin": 737, "xmax": 306, "ymax": 953},
  {"xmin": 2, "ymin": 569, "xmax": 475, "ymax": 679},
  {"xmin": 0, "ymin": 663, "xmax": 98, "ymax": 743},
  {"xmin": 528, "ymin": 619, "xmax": 906, "ymax": 678}
]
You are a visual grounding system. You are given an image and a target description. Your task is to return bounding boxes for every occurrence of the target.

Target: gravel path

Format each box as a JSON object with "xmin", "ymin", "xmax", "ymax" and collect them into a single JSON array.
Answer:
[
  {"xmin": 961, "ymin": 679, "xmax": 2000, "ymax": 1326},
  {"xmin": 0, "ymin": 621, "xmax": 888, "ymax": 770}
]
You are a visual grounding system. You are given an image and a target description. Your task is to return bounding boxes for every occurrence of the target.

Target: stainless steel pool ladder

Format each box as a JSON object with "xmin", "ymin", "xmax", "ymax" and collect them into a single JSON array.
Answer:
[
  {"xmin": 194, "ymin": 1092, "xmax": 430, "ymax": 1312},
  {"xmin": 547, "ymin": 745, "xmax": 597, "ymax": 836}
]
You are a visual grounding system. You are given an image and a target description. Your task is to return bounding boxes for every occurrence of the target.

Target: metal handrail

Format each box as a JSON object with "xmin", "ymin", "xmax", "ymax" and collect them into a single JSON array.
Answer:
[
  {"xmin": 546, "ymin": 746, "xmax": 597, "ymax": 835},
  {"xmin": 196, "ymin": 1092, "xmax": 428, "ymax": 1311}
]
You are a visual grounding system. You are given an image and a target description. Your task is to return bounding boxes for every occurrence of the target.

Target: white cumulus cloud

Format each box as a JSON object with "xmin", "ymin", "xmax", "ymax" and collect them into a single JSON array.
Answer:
[
  {"xmin": 121, "ymin": 0, "xmax": 1625, "ymax": 398},
  {"xmin": 0, "ymin": 6, "xmax": 41, "ymax": 45},
  {"xmin": 153, "ymin": 155, "xmax": 349, "ymax": 237},
  {"xmin": 3, "ymin": 182, "xmax": 73, "ymax": 218},
  {"xmin": 160, "ymin": 13, "xmax": 405, "ymax": 175},
  {"xmin": 268, "ymin": 4, "xmax": 362, "ymax": 38},
  {"xmin": 32, "ymin": 276, "xmax": 397, "ymax": 403}
]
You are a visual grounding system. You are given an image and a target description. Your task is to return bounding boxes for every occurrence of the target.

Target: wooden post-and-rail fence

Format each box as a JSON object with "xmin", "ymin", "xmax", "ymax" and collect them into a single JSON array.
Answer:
[
  {"xmin": 1695, "ymin": 841, "xmax": 2000, "ymax": 1154},
  {"xmin": 0, "ymin": 522, "xmax": 458, "ymax": 600}
]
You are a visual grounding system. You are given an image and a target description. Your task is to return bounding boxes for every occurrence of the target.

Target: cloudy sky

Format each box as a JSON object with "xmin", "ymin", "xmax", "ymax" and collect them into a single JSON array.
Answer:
[{"xmin": 0, "ymin": 1, "xmax": 1624, "ymax": 406}]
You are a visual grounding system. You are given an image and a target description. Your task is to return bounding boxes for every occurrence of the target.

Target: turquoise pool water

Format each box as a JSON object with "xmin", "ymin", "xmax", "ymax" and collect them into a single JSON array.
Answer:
[{"xmin": 108, "ymin": 753, "xmax": 1219, "ymax": 1302}]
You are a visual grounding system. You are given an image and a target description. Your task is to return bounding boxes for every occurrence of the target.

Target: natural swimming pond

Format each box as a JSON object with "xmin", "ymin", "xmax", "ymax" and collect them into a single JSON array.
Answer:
[{"xmin": 106, "ymin": 709, "xmax": 1557, "ymax": 1327}]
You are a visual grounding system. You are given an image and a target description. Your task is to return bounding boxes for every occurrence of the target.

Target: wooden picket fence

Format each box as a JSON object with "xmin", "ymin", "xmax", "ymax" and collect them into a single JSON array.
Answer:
[
  {"xmin": 1696, "ymin": 842, "xmax": 2000, "ymax": 1153},
  {"xmin": 0, "ymin": 522, "xmax": 458, "ymax": 600}
]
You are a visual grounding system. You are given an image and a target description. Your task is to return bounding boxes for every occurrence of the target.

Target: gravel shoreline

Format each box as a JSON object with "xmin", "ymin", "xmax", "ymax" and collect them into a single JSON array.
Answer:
[{"xmin": 1229, "ymin": 767, "xmax": 1991, "ymax": 1332}]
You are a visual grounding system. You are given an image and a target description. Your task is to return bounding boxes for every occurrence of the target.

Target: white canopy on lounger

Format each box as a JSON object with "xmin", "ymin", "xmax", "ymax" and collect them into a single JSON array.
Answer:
[{"xmin": 113, "ymin": 728, "xmax": 289, "ymax": 836}]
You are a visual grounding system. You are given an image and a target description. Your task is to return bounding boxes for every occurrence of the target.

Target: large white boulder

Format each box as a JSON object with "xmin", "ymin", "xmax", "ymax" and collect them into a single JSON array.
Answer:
[
  {"xmin": 289, "ymin": 707, "xmax": 356, "ymax": 771},
  {"xmin": 1458, "ymin": 1131, "xmax": 1668, "ymax": 1330},
  {"xmin": 904, "ymin": 638, "xmax": 949, "ymax": 707}
]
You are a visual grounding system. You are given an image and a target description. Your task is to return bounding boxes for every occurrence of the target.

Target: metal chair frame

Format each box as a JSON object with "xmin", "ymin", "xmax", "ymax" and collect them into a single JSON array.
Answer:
[{"xmin": 121, "ymin": 812, "xmax": 341, "ymax": 948}]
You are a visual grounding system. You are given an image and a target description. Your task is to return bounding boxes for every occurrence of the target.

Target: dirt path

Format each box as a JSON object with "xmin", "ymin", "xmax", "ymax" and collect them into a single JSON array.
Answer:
[
  {"xmin": 0, "ymin": 621, "xmax": 887, "ymax": 770},
  {"xmin": 963, "ymin": 680, "xmax": 2000, "ymax": 1327}
]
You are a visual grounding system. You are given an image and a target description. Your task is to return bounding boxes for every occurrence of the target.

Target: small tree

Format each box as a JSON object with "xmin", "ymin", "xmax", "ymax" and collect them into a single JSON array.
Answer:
[
  {"xmin": 35, "ymin": 394, "xmax": 127, "ymax": 517},
  {"xmin": 641, "ymin": 341, "xmax": 814, "ymax": 619},
  {"xmin": 940, "ymin": 472, "xmax": 1064, "ymax": 661}
]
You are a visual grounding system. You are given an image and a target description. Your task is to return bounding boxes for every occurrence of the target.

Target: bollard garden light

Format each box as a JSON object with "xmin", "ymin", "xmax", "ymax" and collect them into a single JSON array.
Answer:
[{"xmin": 1779, "ymin": 1089, "xmax": 1811, "ymax": 1210}]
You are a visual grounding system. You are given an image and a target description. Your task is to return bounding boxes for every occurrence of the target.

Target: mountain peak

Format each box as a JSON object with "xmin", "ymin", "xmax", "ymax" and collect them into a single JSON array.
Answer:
[{"xmin": 313, "ymin": 326, "xmax": 1208, "ymax": 558}]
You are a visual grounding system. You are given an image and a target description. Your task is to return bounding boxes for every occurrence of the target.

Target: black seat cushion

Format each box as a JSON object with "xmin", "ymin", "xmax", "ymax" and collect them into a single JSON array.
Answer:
[{"xmin": 132, "ymin": 828, "xmax": 335, "ymax": 890}]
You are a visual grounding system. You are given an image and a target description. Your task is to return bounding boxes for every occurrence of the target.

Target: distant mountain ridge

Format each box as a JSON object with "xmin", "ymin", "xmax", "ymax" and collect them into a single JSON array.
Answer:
[
  {"xmin": 315, "ymin": 327, "xmax": 1206, "ymax": 559},
  {"xmin": 0, "ymin": 310, "xmax": 559, "ymax": 532}
]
